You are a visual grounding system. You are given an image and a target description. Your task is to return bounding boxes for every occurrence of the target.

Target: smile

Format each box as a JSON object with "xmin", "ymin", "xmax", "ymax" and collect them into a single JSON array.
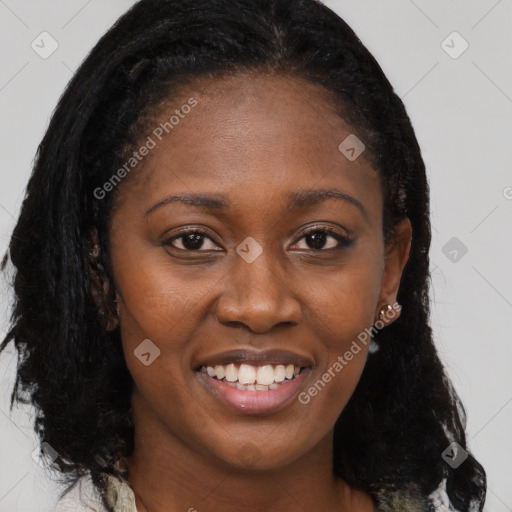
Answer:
[
  {"xmin": 196, "ymin": 362, "xmax": 312, "ymax": 414},
  {"xmin": 202, "ymin": 362, "xmax": 301, "ymax": 390}
]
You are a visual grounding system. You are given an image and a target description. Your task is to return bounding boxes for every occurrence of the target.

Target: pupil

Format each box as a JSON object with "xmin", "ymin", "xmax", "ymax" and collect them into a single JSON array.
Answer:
[
  {"xmin": 183, "ymin": 233, "xmax": 204, "ymax": 250},
  {"xmin": 307, "ymin": 231, "xmax": 326, "ymax": 250}
]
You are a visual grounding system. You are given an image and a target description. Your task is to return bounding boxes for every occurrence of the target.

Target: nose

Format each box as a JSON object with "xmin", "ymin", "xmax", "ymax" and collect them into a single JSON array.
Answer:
[{"xmin": 214, "ymin": 249, "xmax": 302, "ymax": 334}]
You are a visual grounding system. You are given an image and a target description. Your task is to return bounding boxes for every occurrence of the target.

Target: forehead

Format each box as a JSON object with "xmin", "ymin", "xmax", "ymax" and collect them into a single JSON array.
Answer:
[{"xmin": 115, "ymin": 72, "xmax": 381, "ymax": 218}]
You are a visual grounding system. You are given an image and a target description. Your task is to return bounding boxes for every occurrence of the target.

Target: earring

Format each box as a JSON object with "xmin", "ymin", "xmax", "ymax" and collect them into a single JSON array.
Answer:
[
  {"xmin": 369, "ymin": 303, "xmax": 400, "ymax": 355},
  {"xmin": 368, "ymin": 336, "xmax": 379, "ymax": 354},
  {"xmin": 379, "ymin": 303, "xmax": 393, "ymax": 320}
]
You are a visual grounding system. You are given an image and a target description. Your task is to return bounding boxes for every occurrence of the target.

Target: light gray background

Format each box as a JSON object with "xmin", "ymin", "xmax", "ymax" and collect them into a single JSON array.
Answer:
[{"xmin": 1, "ymin": 1, "xmax": 511, "ymax": 511}]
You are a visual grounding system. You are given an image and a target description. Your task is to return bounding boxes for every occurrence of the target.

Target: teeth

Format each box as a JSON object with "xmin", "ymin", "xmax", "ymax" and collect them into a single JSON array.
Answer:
[
  {"xmin": 238, "ymin": 363, "xmax": 256, "ymax": 384},
  {"xmin": 214, "ymin": 365, "xmax": 225, "ymax": 380},
  {"xmin": 274, "ymin": 365, "xmax": 286, "ymax": 382},
  {"xmin": 225, "ymin": 363, "xmax": 238, "ymax": 382},
  {"xmin": 256, "ymin": 365, "xmax": 275, "ymax": 386},
  {"xmin": 202, "ymin": 362, "xmax": 304, "ymax": 388}
]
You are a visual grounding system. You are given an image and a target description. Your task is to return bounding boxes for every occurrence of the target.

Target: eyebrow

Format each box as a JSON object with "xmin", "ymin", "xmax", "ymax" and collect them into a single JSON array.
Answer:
[{"xmin": 144, "ymin": 187, "xmax": 366, "ymax": 217}]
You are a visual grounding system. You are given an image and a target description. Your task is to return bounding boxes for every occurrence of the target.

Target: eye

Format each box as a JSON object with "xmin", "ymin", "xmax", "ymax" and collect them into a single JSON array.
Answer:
[
  {"xmin": 291, "ymin": 226, "xmax": 354, "ymax": 251},
  {"xmin": 163, "ymin": 226, "xmax": 354, "ymax": 253},
  {"xmin": 163, "ymin": 229, "xmax": 221, "ymax": 252}
]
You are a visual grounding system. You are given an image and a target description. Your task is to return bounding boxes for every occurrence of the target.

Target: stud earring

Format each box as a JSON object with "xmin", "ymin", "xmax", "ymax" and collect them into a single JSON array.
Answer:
[
  {"xmin": 379, "ymin": 303, "xmax": 394, "ymax": 320},
  {"xmin": 377, "ymin": 303, "xmax": 402, "ymax": 325}
]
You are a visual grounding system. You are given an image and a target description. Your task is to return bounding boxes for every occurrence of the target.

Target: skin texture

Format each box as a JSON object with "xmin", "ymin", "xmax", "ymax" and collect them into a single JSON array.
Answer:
[{"xmin": 107, "ymin": 72, "xmax": 412, "ymax": 511}]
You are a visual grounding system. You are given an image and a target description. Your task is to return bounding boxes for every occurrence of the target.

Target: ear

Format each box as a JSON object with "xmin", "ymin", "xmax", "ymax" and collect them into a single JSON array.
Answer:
[
  {"xmin": 86, "ymin": 227, "xmax": 119, "ymax": 331},
  {"xmin": 374, "ymin": 218, "xmax": 412, "ymax": 325}
]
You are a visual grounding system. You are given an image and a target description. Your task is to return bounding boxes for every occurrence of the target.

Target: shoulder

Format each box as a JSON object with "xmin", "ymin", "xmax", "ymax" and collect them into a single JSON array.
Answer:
[
  {"xmin": 51, "ymin": 472, "xmax": 137, "ymax": 511},
  {"xmin": 426, "ymin": 477, "xmax": 464, "ymax": 512},
  {"xmin": 50, "ymin": 474, "xmax": 111, "ymax": 512},
  {"xmin": 51, "ymin": 473, "xmax": 138, "ymax": 512},
  {"xmin": 102, "ymin": 473, "xmax": 137, "ymax": 512},
  {"xmin": 372, "ymin": 478, "xmax": 463, "ymax": 512},
  {"xmin": 51, "ymin": 474, "xmax": 137, "ymax": 512}
]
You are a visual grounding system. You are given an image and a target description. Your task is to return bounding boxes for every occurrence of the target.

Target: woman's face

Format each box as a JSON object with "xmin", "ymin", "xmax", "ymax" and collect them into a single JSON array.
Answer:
[{"xmin": 108, "ymin": 72, "xmax": 411, "ymax": 470}]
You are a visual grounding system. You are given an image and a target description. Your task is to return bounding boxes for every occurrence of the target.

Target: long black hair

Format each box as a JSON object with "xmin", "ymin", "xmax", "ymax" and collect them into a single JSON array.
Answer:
[{"xmin": 0, "ymin": 0, "xmax": 486, "ymax": 510}]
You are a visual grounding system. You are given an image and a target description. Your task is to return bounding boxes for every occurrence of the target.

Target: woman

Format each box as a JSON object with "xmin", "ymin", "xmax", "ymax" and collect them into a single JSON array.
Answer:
[{"xmin": 0, "ymin": 0, "xmax": 486, "ymax": 511}]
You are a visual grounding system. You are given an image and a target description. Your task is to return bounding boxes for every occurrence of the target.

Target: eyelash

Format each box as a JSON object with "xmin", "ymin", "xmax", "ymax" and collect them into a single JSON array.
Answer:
[{"xmin": 163, "ymin": 226, "xmax": 354, "ymax": 253}]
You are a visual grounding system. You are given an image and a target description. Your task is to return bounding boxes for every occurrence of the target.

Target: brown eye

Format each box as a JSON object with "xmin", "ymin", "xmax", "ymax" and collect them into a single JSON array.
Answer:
[
  {"xmin": 164, "ymin": 230, "xmax": 221, "ymax": 251},
  {"xmin": 293, "ymin": 227, "xmax": 354, "ymax": 251}
]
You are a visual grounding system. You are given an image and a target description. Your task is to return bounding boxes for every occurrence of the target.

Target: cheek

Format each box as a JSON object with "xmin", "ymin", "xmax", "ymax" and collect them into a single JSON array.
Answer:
[
  {"xmin": 296, "ymin": 319, "xmax": 371, "ymax": 432},
  {"xmin": 295, "ymin": 255, "xmax": 381, "ymax": 410},
  {"xmin": 111, "ymin": 240, "xmax": 210, "ymax": 341},
  {"xmin": 112, "ymin": 256, "xmax": 209, "ymax": 434},
  {"xmin": 305, "ymin": 257, "xmax": 383, "ymax": 348},
  {"xmin": 109, "ymin": 253, "xmax": 209, "ymax": 398}
]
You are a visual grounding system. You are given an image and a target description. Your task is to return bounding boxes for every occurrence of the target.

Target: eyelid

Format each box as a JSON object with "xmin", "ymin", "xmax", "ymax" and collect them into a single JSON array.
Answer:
[
  {"xmin": 296, "ymin": 223, "xmax": 351, "ymax": 238},
  {"xmin": 291, "ymin": 224, "xmax": 354, "ymax": 249}
]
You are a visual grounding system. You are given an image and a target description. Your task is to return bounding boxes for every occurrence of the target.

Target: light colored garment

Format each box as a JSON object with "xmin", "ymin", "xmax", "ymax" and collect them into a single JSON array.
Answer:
[
  {"xmin": 104, "ymin": 474, "xmax": 138, "ymax": 512},
  {"xmin": 50, "ymin": 474, "xmax": 136, "ymax": 512}
]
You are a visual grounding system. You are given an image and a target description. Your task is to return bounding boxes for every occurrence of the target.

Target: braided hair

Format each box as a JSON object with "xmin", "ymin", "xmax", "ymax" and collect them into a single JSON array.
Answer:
[{"xmin": 0, "ymin": 1, "xmax": 486, "ymax": 510}]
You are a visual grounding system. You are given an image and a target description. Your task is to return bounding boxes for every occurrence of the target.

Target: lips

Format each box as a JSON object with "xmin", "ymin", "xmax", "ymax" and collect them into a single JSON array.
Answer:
[{"xmin": 193, "ymin": 348, "xmax": 314, "ymax": 414}]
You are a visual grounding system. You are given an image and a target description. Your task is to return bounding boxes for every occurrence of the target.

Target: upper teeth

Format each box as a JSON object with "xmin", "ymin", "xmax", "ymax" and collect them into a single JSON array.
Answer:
[{"xmin": 205, "ymin": 363, "xmax": 300, "ymax": 385}]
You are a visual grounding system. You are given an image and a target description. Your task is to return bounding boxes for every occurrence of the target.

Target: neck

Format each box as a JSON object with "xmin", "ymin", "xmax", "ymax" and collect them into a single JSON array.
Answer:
[{"xmin": 124, "ymin": 392, "xmax": 375, "ymax": 512}]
